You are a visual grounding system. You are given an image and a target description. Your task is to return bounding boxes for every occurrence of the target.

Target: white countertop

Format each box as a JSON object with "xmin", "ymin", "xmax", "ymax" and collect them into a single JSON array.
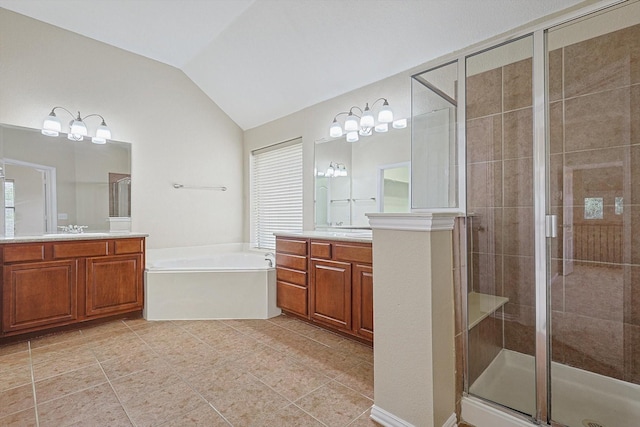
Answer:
[
  {"xmin": 274, "ymin": 230, "xmax": 372, "ymax": 243},
  {"xmin": 0, "ymin": 232, "xmax": 148, "ymax": 244}
]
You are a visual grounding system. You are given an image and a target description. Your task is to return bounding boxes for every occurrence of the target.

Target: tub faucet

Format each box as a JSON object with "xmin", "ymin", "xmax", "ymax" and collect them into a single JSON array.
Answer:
[{"xmin": 264, "ymin": 252, "xmax": 275, "ymax": 267}]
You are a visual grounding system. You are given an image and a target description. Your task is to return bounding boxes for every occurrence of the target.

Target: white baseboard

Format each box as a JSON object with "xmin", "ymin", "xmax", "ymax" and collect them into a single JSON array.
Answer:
[
  {"xmin": 442, "ymin": 412, "xmax": 458, "ymax": 427},
  {"xmin": 369, "ymin": 406, "xmax": 458, "ymax": 427},
  {"xmin": 370, "ymin": 405, "xmax": 414, "ymax": 427}
]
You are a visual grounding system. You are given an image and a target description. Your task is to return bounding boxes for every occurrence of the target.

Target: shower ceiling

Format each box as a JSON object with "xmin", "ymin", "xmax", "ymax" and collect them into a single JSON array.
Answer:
[{"xmin": 0, "ymin": 0, "xmax": 584, "ymax": 130}]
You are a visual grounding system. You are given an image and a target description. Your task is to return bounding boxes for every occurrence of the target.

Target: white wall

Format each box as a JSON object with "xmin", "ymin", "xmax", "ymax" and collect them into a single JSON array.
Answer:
[
  {"xmin": 0, "ymin": 8, "xmax": 244, "ymax": 249},
  {"xmin": 243, "ymin": 70, "xmax": 412, "ymax": 240}
]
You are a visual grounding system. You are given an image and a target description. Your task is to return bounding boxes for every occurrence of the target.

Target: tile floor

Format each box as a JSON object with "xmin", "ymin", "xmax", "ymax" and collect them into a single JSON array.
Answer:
[{"xmin": 0, "ymin": 315, "xmax": 379, "ymax": 427}]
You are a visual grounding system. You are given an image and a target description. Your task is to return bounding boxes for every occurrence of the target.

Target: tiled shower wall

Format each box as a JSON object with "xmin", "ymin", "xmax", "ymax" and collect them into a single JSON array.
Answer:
[
  {"xmin": 465, "ymin": 24, "xmax": 640, "ymax": 386},
  {"xmin": 466, "ymin": 51, "xmax": 535, "ymax": 385},
  {"xmin": 549, "ymin": 23, "xmax": 640, "ymax": 384}
]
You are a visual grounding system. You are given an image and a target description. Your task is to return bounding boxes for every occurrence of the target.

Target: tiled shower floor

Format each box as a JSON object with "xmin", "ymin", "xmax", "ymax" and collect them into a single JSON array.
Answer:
[{"xmin": 0, "ymin": 315, "xmax": 378, "ymax": 426}]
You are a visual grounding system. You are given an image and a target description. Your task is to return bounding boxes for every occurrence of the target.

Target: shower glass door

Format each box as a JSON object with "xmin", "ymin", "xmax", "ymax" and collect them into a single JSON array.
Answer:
[
  {"xmin": 547, "ymin": 2, "xmax": 640, "ymax": 426},
  {"xmin": 465, "ymin": 34, "xmax": 536, "ymax": 417}
]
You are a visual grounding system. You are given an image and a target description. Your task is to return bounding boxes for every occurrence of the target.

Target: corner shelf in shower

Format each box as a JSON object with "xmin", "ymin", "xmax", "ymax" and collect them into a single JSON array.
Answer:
[{"xmin": 468, "ymin": 292, "xmax": 509, "ymax": 330}]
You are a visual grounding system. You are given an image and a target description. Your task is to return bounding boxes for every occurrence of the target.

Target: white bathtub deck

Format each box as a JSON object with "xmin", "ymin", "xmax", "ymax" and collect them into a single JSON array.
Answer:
[
  {"xmin": 144, "ymin": 269, "xmax": 281, "ymax": 320},
  {"xmin": 144, "ymin": 245, "xmax": 280, "ymax": 321},
  {"xmin": 465, "ymin": 349, "xmax": 640, "ymax": 427}
]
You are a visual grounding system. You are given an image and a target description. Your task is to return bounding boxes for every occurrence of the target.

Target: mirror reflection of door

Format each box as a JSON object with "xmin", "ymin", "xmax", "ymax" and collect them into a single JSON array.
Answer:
[
  {"xmin": 4, "ymin": 160, "xmax": 56, "ymax": 236},
  {"xmin": 109, "ymin": 173, "xmax": 131, "ymax": 217},
  {"xmin": 378, "ymin": 162, "xmax": 410, "ymax": 213},
  {"xmin": 315, "ymin": 176, "xmax": 329, "ymax": 227}
]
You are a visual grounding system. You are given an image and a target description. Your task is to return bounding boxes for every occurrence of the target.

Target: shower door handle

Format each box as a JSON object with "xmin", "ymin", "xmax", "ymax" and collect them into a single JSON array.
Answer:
[{"xmin": 545, "ymin": 214, "xmax": 558, "ymax": 238}]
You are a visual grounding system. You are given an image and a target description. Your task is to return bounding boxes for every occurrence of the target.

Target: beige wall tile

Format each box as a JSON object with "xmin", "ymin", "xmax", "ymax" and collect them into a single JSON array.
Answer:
[
  {"xmin": 503, "ymin": 157, "xmax": 533, "ymax": 207},
  {"xmin": 548, "ymin": 48, "xmax": 563, "ymax": 102},
  {"xmin": 466, "ymin": 68, "xmax": 502, "ymax": 119},
  {"xmin": 468, "ymin": 315, "xmax": 502, "ymax": 386},
  {"xmin": 503, "ymin": 107, "xmax": 533, "ymax": 160},
  {"xmin": 503, "ymin": 58, "xmax": 532, "ymax": 111},
  {"xmin": 503, "ymin": 255, "xmax": 535, "ymax": 307},
  {"xmin": 564, "ymin": 25, "xmax": 639, "ymax": 98},
  {"xmin": 554, "ymin": 312, "xmax": 625, "ymax": 381},
  {"xmin": 565, "ymin": 88, "xmax": 631, "ymax": 152},
  {"xmin": 503, "ymin": 303, "xmax": 535, "ymax": 356},
  {"xmin": 466, "ymin": 161, "xmax": 502, "ymax": 209},
  {"xmin": 466, "ymin": 115, "xmax": 502, "ymax": 163},
  {"xmin": 502, "ymin": 207, "xmax": 534, "ymax": 257}
]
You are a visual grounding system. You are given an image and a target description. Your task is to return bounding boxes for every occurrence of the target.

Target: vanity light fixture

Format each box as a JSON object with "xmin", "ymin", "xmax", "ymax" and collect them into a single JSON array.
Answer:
[
  {"xmin": 41, "ymin": 107, "xmax": 112, "ymax": 144},
  {"xmin": 321, "ymin": 162, "xmax": 348, "ymax": 178},
  {"xmin": 329, "ymin": 98, "xmax": 405, "ymax": 141}
]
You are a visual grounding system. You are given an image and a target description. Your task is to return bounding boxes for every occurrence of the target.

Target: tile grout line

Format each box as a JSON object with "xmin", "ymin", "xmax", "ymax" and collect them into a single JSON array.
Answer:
[
  {"xmin": 165, "ymin": 320, "xmax": 338, "ymax": 426},
  {"xmin": 123, "ymin": 320, "xmax": 235, "ymax": 426},
  {"xmin": 27, "ymin": 340, "xmax": 40, "ymax": 427},
  {"xmin": 128, "ymin": 317, "xmax": 372, "ymax": 425},
  {"xmin": 92, "ymin": 320, "xmax": 138, "ymax": 427},
  {"xmin": 345, "ymin": 406, "xmax": 376, "ymax": 427},
  {"xmin": 176, "ymin": 320, "xmax": 333, "ymax": 425}
]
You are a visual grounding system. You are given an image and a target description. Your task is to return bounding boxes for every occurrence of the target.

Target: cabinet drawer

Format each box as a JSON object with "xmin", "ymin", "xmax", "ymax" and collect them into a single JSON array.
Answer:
[
  {"xmin": 276, "ymin": 238, "xmax": 308, "ymax": 256},
  {"xmin": 310, "ymin": 241, "xmax": 332, "ymax": 259},
  {"xmin": 334, "ymin": 243, "xmax": 372, "ymax": 264},
  {"xmin": 277, "ymin": 267, "xmax": 307, "ymax": 286},
  {"xmin": 114, "ymin": 238, "xmax": 143, "ymax": 255},
  {"xmin": 3, "ymin": 244, "xmax": 45, "ymax": 263},
  {"xmin": 277, "ymin": 281, "xmax": 307, "ymax": 317},
  {"xmin": 276, "ymin": 253, "xmax": 307, "ymax": 271},
  {"xmin": 53, "ymin": 241, "xmax": 109, "ymax": 259}
]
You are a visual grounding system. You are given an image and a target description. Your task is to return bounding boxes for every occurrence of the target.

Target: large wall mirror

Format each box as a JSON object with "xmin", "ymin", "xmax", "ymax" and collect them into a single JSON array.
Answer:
[
  {"xmin": 0, "ymin": 124, "xmax": 131, "ymax": 237},
  {"xmin": 314, "ymin": 126, "xmax": 410, "ymax": 228}
]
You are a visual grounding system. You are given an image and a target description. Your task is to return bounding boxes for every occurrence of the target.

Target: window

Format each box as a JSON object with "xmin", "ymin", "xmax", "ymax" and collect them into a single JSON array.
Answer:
[
  {"xmin": 5, "ymin": 180, "xmax": 15, "ymax": 236},
  {"xmin": 584, "ymin": 197, "xmax": 603, "ymax": 219},
  {"xmin": 251, "ymin": 138, "xmax": 303, "ymax": 249}
]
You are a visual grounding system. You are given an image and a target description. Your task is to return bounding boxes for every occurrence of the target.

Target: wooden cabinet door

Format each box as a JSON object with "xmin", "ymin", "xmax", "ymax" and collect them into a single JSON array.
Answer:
[
  {"xmin": 310, "ymin": 259, "xmax": 352, "ymax": 332},
  {"xmin": 276, "ymin": 266, "xmax": 308, "ymax": 317},
  {"xmin": 353, "ymin": 263, "xmax": 373, "ymax": 341},
  {"xmin": 2, "ymin": 260, "xmax": 77, "ymax": 333},
  {"xmin": 85, "ymin": 254, "xmax": 143, "ymax": 317}
]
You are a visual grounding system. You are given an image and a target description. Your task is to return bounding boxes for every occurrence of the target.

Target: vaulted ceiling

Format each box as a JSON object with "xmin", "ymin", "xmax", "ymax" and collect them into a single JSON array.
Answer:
[{"xmin": 0, "ymin": 0, "xmax": 584, "ymax": 130}]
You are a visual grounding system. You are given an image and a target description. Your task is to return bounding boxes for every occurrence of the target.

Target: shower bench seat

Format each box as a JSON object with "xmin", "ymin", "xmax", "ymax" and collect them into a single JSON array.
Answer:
[{"xmin": 467, "ymin": 292, "xmax": 508, "ymax": 329}]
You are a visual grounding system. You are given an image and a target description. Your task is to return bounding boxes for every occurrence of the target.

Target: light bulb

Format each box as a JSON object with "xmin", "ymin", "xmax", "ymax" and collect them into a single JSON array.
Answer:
[
  {"xmin": 95, "ymin": 122, "xmax": 112, "ymax": 140},
  {"xmin": 360, "ymin": 104, "xmax": 375, "ymax": 128},
  {"xmin": 375, "ymin": 123, "xmax": 388, "ymax": 133},
  {"xmin": 329, "ymin": 120, "xmax": 343, "ymax": 138},
  {"xmin": 326, "ymin": 164, "xmax": 335, "ymax": 177},
  {"xmin": 69, "ymin": 118, "xmax": 87, "ymax": 140},
  {"xmin": 392, "ymin": 118, "xmax": 407, "ymax": 129},
  {"xmin": 42, "ymin": 113, "xmax": 61, "ymax": 137},
  {"xmin": 344, "ymin": 114, "xmax": 358, "ymax": 132},
  {"xmin": 378, "ymin": 100, "xmax": 393, "ymax": 123},
  {"xmin": 346, "ymin": 131, "xmax": 359, "ymax": 143}
]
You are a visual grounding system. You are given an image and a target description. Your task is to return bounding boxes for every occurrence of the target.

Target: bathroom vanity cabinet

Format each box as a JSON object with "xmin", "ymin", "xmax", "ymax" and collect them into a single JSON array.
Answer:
[
  {"xmin": 275, "ymin": 234, "xmax": 373, "ymax": 343},
  {"xmin": 275, "ymin": 237, "xmax": 309, "ymax": 317},
  {"xmin": 1, "ymin": 236, "xmax": 145, "ymax": 337}
]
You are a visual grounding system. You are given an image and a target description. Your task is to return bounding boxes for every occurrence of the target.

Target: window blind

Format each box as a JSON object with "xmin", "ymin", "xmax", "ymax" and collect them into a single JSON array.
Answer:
[{"xmin": 251, "ymin": 139, "xmax": 303, "ymax": 249}]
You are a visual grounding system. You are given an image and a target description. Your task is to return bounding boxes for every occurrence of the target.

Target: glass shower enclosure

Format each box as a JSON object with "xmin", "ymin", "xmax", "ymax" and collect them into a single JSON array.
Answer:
[{"xmin": 412, "ymin": 1, "xmax": 640, "ymax": 426}]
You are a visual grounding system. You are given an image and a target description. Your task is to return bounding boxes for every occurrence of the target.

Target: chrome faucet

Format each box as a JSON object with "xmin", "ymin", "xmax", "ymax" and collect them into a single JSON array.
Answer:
[
  {"xmin": 58, "ymin": 225, "xmax": 88, "ymax": 234},
  {"xmin": 264, "ymin": 252, "xmax": 275, "ymax": 267}
]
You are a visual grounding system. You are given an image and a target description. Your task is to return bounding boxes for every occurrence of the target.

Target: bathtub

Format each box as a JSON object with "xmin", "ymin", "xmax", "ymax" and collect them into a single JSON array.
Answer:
[{"xmin": 144, "ymin": 244, "xmax": 281, "ymax": 320}]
